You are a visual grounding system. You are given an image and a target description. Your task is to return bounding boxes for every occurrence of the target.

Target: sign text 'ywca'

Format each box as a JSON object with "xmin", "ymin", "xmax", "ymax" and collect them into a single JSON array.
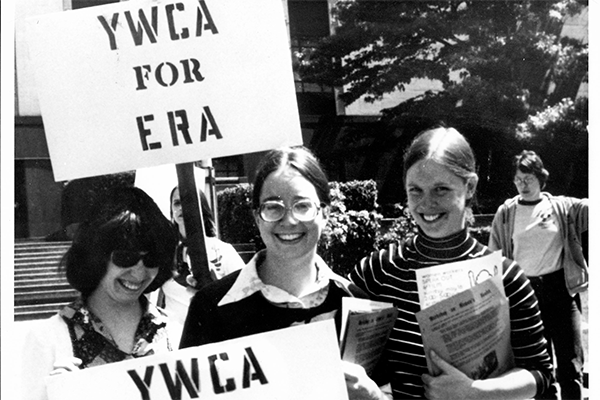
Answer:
[
  {"xmin": 128, "ymin": 347, "xmax": 267, "ymax": 400},
  {"xmin": 45, "ymin": 321, "xmax": 349, "ymax": 400}
]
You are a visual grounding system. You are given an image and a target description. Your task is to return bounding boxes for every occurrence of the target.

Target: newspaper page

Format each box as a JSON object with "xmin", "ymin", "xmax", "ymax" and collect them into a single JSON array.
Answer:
[
  {"xmin": 415, "ymin": 251, "xmax": 503, "ymax": 309},
  {"xmin": 339, "ymin": 297, "xmax": 398, "ymax": 376},
  {"xmin": 415, "ymin": 275, "xmax": 514, "ymax": 379}
]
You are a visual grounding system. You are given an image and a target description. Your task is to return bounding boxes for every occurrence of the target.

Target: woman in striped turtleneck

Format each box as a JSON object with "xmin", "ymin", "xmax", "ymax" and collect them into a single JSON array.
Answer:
[{"xmin": 347, "ymin": 126, "xmax": 553, "ymax": 400}]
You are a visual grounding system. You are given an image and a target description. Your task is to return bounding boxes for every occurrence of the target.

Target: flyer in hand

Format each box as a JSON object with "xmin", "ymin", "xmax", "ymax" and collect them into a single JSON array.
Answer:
[
  {"xmin": 339, "ymin": 297, "xmax": 398, "ymax": 376},
  {"xmin": 415, "ymin": 253, "xmax": 515, "ymax": 380}
]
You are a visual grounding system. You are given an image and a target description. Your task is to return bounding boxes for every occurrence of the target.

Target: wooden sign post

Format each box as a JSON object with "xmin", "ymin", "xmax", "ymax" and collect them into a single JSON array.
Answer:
[{"xmin": 176, "ymin": 162, "xmax": 212, "ymax": 289}]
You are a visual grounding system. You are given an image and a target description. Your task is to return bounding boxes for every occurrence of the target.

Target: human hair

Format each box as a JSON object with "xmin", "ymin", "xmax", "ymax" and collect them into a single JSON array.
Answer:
[
  {"xmin": 513, "ymin": 150, "xmax": 549, "ymax": 188},
  {"xmin": 63, "ymin": 186, "xmax": 178, "ymax": 297},
  {"xmin": 170, "ymin": 186, "xmax": 217, "ymax": 237},
  {"xmin": 252, "ymin": 146, "xmax": 330, "ymax": 209},
  {"xmin": 403, "ymin": 126, "xmax": 478, "ymax": 206}
]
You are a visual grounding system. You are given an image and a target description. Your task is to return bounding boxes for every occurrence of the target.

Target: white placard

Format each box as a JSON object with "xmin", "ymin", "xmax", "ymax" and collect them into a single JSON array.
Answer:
[
  {"xmin": 26, "ymin": 0, "xmax": 302, "ymax": 181},
  {"xmin": 46, "ymin": 320, "xmax": 348, "ymax": 400}
]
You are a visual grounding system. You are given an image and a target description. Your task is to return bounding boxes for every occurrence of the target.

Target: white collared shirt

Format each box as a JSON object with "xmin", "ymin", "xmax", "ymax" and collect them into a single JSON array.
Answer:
[{"xmin": 218, "ymin": 250, "xmax": 347, "ymax": 309}]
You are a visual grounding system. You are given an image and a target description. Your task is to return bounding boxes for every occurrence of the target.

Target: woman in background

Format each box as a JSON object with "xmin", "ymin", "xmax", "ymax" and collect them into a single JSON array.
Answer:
[
  {"xmin": 489, "ymin": 150, "xmax": 588, "ymax": 400},
  {"xmin": 158, "ymin": 187, "xmax": 245, "ymax": 346}
]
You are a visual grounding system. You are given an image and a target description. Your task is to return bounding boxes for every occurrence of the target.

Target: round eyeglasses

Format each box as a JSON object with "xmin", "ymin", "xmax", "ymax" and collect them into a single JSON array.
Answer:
[
  {"xmin": 514, "ymin": 176, "xmax": 536, "ymax": 186},
  {"xmin": 258, "ymin": 199, "xmax": 322, "ymax": 222}
]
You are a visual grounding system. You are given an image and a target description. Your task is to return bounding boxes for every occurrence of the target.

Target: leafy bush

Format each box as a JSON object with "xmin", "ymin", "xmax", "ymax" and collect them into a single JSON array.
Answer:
[
  {"xmin": 376, "ymin": 205, "xmax": 418, "ymax": 249},
  {"xmin": 335, "ymin": 180, "xmax": 378, "ymax": 211},
  {"xmin": 216, "ymin": 185, "xmax": 262, "ymax": 248}
]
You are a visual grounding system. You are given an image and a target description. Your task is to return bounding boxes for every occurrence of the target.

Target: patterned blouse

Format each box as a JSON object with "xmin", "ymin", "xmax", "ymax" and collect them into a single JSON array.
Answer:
[{"xmin": 60, "ymin": 297, "xmax": 172, "ymax": 368}]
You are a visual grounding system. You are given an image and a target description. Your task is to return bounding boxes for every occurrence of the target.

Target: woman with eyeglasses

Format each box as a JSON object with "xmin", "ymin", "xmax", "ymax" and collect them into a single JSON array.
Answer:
[
  {"xmin": 179, "ymin": 146, "xmax": 374, "ymax": 396},
  {"xmin": 489, "ymin": 150, "xmax": 588, "ymax": 400},
  {"xmin": 20, "ymin": 186, "xmax": 179, "ymax": 400}
]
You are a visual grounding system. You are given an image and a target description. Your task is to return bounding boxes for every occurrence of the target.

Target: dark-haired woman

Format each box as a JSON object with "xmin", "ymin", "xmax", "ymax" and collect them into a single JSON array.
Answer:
[
  {"xmin": 489, "ymin": 150, "xmax": 588, "ymax": 400},
  {"xmin": 179, "ymin": 146, "xmax": 376, "ymax": 399},
  {"xmin": 158, "ymin": 186, "xmax": 244, "ymax": 346},
  {"xmin": 20, "ymin": 186, "xmax": 179, "ymax": 400}
]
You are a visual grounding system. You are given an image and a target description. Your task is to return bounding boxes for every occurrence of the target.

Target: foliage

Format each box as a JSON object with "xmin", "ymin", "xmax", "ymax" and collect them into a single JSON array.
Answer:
[
  {"xmin": 300, "ymin": 0, "xmax": 587, "ymax": 115},
  {"xmin": 333, "ymin": 179, "xmax": 379, "ymax": 211},
  {"xmin": 319, "ymin": 209, "xmax": 381, "ymax": 276},
  {"xmin": 515, "ymin": 97, "xmax": 588, "ymax": 197},
  {"xmin": 216, "ymin": 185, "xmax": 262, "ymax": 248},
  {"xmin": 375, "ymin": 205, "xmax": 418, "ymax": 249}
]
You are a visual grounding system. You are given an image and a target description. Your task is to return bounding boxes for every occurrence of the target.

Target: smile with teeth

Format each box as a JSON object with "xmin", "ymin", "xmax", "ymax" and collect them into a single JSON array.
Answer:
[
  {"xmin": 119, "ymin": 279, "xmax": 143, "ymax": 291},
  {"xmin": 422, "ymin": 213, "xmax": 443, "ymax": 222},
  {"xmin": 276, "ymin": 233, "xmax": 304, "ymax": 241}
]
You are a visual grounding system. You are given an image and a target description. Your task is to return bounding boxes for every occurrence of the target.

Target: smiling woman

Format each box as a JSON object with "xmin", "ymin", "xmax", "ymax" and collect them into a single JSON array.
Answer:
[
  {"xmin": 19, "ymin": 186, "xmax": 179, "ymax": 400},
  {"xmin": 179, "ymin": 146, "xmax": 377, "ymax": 399},
  {"xmin": 348, "ymin": 126, "xmax": 554, "ymax": 400}
]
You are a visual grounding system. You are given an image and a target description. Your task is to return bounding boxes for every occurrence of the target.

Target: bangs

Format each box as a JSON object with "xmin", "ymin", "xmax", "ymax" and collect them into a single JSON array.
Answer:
[{"xmin": 99, "ymin": 210, "xmax": 163, "ymax": 254}]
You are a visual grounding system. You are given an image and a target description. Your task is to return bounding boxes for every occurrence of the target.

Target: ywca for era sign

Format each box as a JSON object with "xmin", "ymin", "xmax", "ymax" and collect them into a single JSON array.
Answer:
[{"xmin": 26, "ymin": 0, "xmax": 302, "ymax": 182}]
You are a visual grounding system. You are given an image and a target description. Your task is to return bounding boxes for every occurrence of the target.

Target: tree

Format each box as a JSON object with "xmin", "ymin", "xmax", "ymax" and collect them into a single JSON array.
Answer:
[
  {"xmin": 301, "ymin": 0, "xmax": 587, "ymax": 113},
  {"xmin": 299, "ymin": 0, "xmax": 588, "ymax": 210},
  {"xmin": 516, "ymin": 97, "xmax": 588, "ymax": 198}
]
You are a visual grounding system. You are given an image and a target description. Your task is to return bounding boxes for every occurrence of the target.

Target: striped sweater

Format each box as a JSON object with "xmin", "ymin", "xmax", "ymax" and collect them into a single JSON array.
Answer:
[{"xmin": 349, "ymin": 229, "xmax": 553, "ymax": 399}]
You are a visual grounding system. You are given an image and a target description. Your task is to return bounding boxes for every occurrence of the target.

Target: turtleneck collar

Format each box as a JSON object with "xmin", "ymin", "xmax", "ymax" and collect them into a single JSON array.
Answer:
[{"xmin": 412, "ymin": 228, "xmax": 477, "ymax": 262}]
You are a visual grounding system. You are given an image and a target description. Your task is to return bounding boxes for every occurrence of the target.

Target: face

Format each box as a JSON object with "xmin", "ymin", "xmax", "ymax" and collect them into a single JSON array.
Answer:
[
  {"xmin": 255, "ymin": 167, "xmax": 328, "ymax": 261},
  {"xmin": 94, "ymin": 253, "xmax": 159, "ymax": 306},
  {"xmin": 171, "ymin": 188, "xmax": 186, "ymax": 236},
  {"xmin": 405, "ymin": 159, "xmax": 476, "ymax": 238},
  {"xmin": 514, "ymin": 170, "xmax": 542, "ymax": 201}
]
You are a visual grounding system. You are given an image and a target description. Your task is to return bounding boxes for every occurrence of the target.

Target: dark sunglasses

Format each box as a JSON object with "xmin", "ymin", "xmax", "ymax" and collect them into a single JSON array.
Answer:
[{"xmin": 111, "ymin": 250, "xmax": 157, "ymax": 269}]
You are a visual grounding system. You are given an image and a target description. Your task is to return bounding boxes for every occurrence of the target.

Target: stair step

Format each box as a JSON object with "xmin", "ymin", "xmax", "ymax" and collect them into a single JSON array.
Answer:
[
  {"xmin": 15, "ymin": 278, "xmax": 67, "ymax": 286},
  {"xmin": 15, "ymin": 289, "xmax": 79, "ymax": 306},
  {"xmin": 14, "ymin": 302, "xmax": 71, "ymax": 322},
  {"xmin": 15, "ymin": 281, "xmax": 73, "ymax": 291},
  {"xmin": 15, "ymin": 272, "xmax": 66, "ymax": 281}
]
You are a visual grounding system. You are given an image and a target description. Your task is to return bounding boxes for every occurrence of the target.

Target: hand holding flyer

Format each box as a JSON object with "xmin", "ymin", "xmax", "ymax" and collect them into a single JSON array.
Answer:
[{"xmin": 416, "ymin": 274, "xmax": 515, "ymax": 380}]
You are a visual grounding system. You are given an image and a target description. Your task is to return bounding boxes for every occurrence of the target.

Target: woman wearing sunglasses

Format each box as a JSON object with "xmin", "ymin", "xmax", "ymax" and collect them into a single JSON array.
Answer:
[{"xmin": 20, "ymin": 186, "xmax": 178, "ymax": 400}]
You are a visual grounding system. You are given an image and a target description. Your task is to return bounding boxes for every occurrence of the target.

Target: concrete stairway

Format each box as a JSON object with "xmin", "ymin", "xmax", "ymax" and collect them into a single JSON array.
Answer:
[{"xmin": 14, "ymin": 239, "xmax": 78, "ymax": 321}]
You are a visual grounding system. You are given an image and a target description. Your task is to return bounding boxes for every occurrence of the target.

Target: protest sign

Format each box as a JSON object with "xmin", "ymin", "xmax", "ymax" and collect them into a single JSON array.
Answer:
[
  {"xmin": 416, "ymin": 275, "xmax": 514, "ymax": 380},
  {"xmin": 45, "ymin": 320, "xmax": 348, "ymax": 400},
  {"xmin": 26, "ymin": 0, "xmax": 302, "ymax": 181}
]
